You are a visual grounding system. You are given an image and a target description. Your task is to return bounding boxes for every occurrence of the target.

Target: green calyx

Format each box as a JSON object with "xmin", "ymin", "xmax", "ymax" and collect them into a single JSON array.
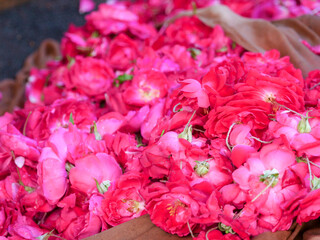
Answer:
[
  {"xmin": 259, "ymin": 169, "xmax": 279, "ymax": 187},
  {"xmin": 113, "ymin": 74, "xmax": 133, "ymax": 87},
  {"xmin": 187, "ymin": 48, "xmax": 201, "ymax": 59},
  {"xmin": 297, "ymin": 112, "xmax": 312, "ymax": 133},
  {"xmin": 69, "ymin": 113, "xmax": 74, "ymax": 125},
  {"xmin": 194, "ymin": 161, "xmax": 210, "ymax": 177},
  {"xmin": 178, "ymin": 110, "xmax": 196, "ymax": 143},
  {"xmin": 218, "ymin": 223, "xmax": 235, "ymax": 234},
  {"xmin": 91, "ymin": 121, "xmax": 102, "ymax": 140},
  {"xmin": 94, "ymin": 178, "xmax": 111, "ymax": 194}
]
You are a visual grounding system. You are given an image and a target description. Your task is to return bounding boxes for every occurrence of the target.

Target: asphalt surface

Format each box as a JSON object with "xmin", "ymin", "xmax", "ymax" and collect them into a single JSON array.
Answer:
[{"xmin": 0, "ymin": 0, "xmax": 96, "ymax": 80}]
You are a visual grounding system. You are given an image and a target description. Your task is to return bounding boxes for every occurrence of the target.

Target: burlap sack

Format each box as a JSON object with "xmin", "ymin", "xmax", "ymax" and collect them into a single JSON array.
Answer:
[
  {"xmin": 1, "ymin": 4, "xmax": 319, "ymax": 240},
  {"xmin": 0, "ymin": 39, "xmax": 60, "ymax": 115}
]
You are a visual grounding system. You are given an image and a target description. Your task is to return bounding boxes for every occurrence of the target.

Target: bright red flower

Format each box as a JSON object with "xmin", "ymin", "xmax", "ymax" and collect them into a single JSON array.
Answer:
[
  {"xmin": 102, "ymin": 172, "xmax": 147, "ymax": 226},
  {"xmin": 297, "ymin": 189, "xmax": 320, "ymax": 224}
]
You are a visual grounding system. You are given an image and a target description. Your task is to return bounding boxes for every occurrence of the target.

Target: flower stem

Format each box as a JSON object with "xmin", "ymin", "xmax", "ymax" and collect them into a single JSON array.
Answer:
[
  {"xmin": 309, "ymin": 161, "xmax": 320, "ymax": 169},
  {"xmin": 274, "ymin": 101, "xmax": 305, "ymax": 118},
  {"xmin": 23, "ymin": 111, "xmax": 32, "ymax": 136},
  {"xmin": 306, "ymin": 157, "xmax": 313, "ymax": 190},
  {"xmin": 310, "ymin": 82, "xmax": 320, "ymax": 90},
  {"xmin": 250, "ymin": 136, "xmax": 273, "ymax": 144},
  {"xmin": 193, "ymin": 128, "xmax": 205, "ymax": 133},
  {"xmin": 251, "ymin": 177, "xmax": 275, "ymax": 202},
  {"xmin": 206, "ymin": 227, "xmax": 218, "ymax": 240},
  {"xmin": 226, "ymin": 122, "xmax": 237, "ymax": 151},
  {"xmin": 187, "ymin": 221, "xmax": 195, "ymax": 238},
  {"xmin": 173, "ymin": 103, "xmax": 182, "ymax": 113}
]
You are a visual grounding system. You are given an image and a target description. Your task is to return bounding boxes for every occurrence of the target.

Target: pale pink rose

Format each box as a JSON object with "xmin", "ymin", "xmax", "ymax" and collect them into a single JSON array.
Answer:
[
  {"xmin": 38, "ymin": 147, "xmax": 67, "ymax": 205},
  {"xmin": 69, "ymin": 153, "xmax": 122, "ymax": 194}
]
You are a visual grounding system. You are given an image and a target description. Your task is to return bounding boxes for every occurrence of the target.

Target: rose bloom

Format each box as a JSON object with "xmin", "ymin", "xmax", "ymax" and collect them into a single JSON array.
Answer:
[
  {"xmin": 37, "ymin": 147, "xmax": 68, "ymax": 205},
  {"xmin": 102, "ymin": 186, "xmax": 146, "ymax": 226},
  {"xmin": 123, "ymin": 70, "xmax": 168, "ymax": 107},
  {"xmin": 0, "ymin": 202, "xmax": 16, "ymax": 237},
  {"xmin": 69, "ymin": 153, "xmax": 122, "ymax": 195},
  {"xmin": 102, "ymin": 171, "xmax": 148, "ymax": 226},
  {"xmin": 8, "ymin": 214, "xmax": 45, "ymax": 239},
  {"xmin": 107, "ymin": 33, "xmax": 138, "ymax": 70},
  {"xmin": 85, "ymin": 4, "xmax": 138, "ymax": 35},
  {"xmin": 66, "ymin": 56, "xmax": 114, "ymax": 97},
  {"xmin": 297, "ymin": 189, "xmax": 320, "ymax": 224},
  {"xmin": 147, "ymin": 191, "xmax": 199, "ymax": 237}
]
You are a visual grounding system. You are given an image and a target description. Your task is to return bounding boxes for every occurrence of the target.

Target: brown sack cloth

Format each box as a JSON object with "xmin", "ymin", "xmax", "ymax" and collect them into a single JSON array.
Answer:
[
  {"xmin": 85, "ymin": 214, "xmax": 192, "ymax": 240},
  {"xmin": 86, "ymin": 215, "xmax": 320, "ymax": 240},
  {"xmin": 0, "ymin": 39, "xmax": 60, "ymax": 115},
  {"xmin": 1, "ymin": 4, "xmax": 320, "ymax": 240},
  {"xmin": 168, "ymin": 4, "xmax": 320, "ymax": 78}
]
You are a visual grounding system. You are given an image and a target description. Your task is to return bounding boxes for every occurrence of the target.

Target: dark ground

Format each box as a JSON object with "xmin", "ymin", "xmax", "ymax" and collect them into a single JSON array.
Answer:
[{"xmin": 0, "ymin": 0, "xmax": 104, "ymax": 80}]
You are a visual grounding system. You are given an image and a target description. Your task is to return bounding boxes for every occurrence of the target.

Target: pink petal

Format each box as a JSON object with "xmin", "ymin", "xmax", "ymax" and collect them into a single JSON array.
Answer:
[
  {"xmin": 231, "ymin": 144, "xmax": 256, "ymax": 167},
  {"xmin": 79, "ymin": 0, "xmax": 95, "ymax": 14}
]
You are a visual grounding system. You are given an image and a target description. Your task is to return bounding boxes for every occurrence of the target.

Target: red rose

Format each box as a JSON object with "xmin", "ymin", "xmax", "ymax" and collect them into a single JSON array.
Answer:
[
  {"xmin": 297, "ymin": 189, "xmax": 320, "ymax": 224},
  {"xmin": 102, "ymin": 172, "xmax": 148, "ymax": 226},
  {"xmin": 147, "ymin": 191, "xmax": 199, "ymax": 237}
]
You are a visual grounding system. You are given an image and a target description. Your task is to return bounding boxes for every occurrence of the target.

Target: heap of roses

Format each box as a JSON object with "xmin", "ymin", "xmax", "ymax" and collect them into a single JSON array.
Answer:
[{"xmin": 0, "ymin": 1, "xmax": 320, "ymax": 239}]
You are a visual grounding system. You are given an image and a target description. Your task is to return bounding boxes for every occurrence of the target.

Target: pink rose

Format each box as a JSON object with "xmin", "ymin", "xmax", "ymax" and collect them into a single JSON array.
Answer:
[
  {"xmin": 297, "ymin": 189, "xmax": 320, "ymax": 224},
  {"xmin": 141, "ymin": 99, "xmax": 165, "ymax": 141},
  {"xmin": 8, "ymin": 214, "xmax": 44, "ymax": 239},
  {"xmin": 69, "ymin": 153, "xmax": 122, "ymax": 195},
  {"xmin": 0, "ymin": 202, "xmax": 16, "ymax": 237},
  {"xmin": 96, "ymin": 112, "xmax": 125, "ymax": 137},
  {"xmin": 123, "ymin": 70, "xmax": 168, "ymax": 107},
  {"xmin": 37, "ymin": 147, "xmax": 67, "ymax": 205},
  {"xmin": 107, "ymin": 33, "xmax": 138, "ymax": 70},
  {"xmin": 102, "ymin": 172, "xmax": 147, "ymax": 227},
  {"xmin": 86, "ymin": 4, "xmax": 138, "ymax": 35},
  {"xmin": 0, "ymin": 125, "xmax": 40, "ymax": 161},
  {"xmin": 66, "ymin": 56, "xmax": 114, "ymax": 97},
  {"xmin": 62, "ymin": 212, "xmax": 102, "ymax": 240}
]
